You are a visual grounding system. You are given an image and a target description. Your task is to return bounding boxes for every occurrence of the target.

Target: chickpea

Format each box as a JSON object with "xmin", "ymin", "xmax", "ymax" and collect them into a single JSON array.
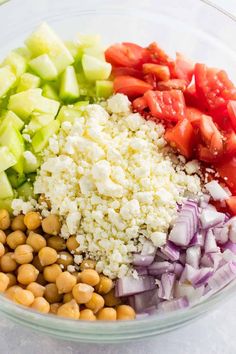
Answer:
[
  {"xmin": 80, "ymin": 269, "xmax": 100, "ymax": 287},
  {"xmin": 0, "ymin": 209, "xmax": 10, "ymax": 230},
  {"xmin": 85, "ymin": 293, "xmax": 104, "ymax": 314},
  {"xmin": 26, "ymin": 282, "xmax": 45, "ymax": 297},
  {"xmin": 0, "ymin": 272, "xmax": 10, "ymax": 292},
  {"xmin": 66, "ymin": 236, "xmax": 80, "ymax": 253},
  {"xmin": 57, "ymin": 251, "xmax": 73, "ymax": 267},
  {"xmin": 0, "ymin": 230, "xmax": 6, "ymax": 244},
  {"xmin": 7, "ymin": 230, "xmax": 26, "ymax": 249},
  {"xmin": 79, "ymin": 309, "xmax": 96, "ymax": 321},
  {"xmin": 32, "ymin": 255, "xmax": 44, "ymax": 272},
  {"xmin": 56, "ymin": 271, "xmax": 77, "ymax": 294},
  {"xmin": 0, "ymin": 242, "xmax": 5, "ymax": 257},
  {"xmin": 116, "ymin": 305, "xmax": 136, "ymax": 320},
  {"xmin": 57, "ymin": 299, "xmax": 80, "ymax": 319},
  {"xmin": 42, "ymin": 215, "xmax": 61, "ymax": 235},
  {"xmin": 6, "ymin": 273, "xmax": 17, "ymax": 288},
  {"xmin": 72, "ymin": 283, "xmax": 94, "ymax": 304},
  {"xmin": 26, "ymin": 232, "xmax": 46, "ymax": 252},
  {"xmin": 0, "ymin": 252, "xmax": 17, "ymax": 272},
  {"xmin": 50, "ymin": 302, "xmax": 61, "ymax": 314},
  {"xmin": 80, "ymin": 259, "xmax": 96, "ymax": 271},
  {"xmin": 95, "ymin": 275, "xmax": 113, "ymax": 295},
  {"xmin": 14, "ymin": 289, "xmax": 35, "ymax": 306},
  {"xmin": 47, "ymin": 236, "xmax": 66, "ymax": 251},
  {"xmin": 38, "ymin": 194, "xmax": 51, "ymax": 209},
  {"xmin": 97, "ymin": 307, "xmax": 117, "ymax": 321},
  {"xmin": 38, "ymin": 247, "xmax": 58, "ymax": 266},
  {"xmin": 43, "ymin": 264, "xmax": 62, "ymax": 283},
  {"xmin": 5, "ymin": 285, "xmax": 21, "ymax": 300},
  {"xmin": 63, "ymin": 292, "xmax": 73, "ymax": 303},
  {"xmin": 24, "ymin": 211, "xmax": 41, "ymax": 230},
  {"xmin": 31, "ymin": 297, "xmax": 50, "ymax": 313},
  {"xmin": 103, "ymin": 289, "xmax": 121, "ymax": 307},
  {"xmin": 11, "ymin": 215, "xmax": 26, "ymax": 232},
  {"xmin": 44, "ymin": 283, "xmax": 63, "ymax": 304},
  {"xmin": 17, "ymin": 264, "xmax": 39, "ymax": 285},
  {"xmin": 13, "ymin": 244, "xmax": 34, "ymax": 264},
  {"xmin": 36, "ymin": 273, "xmax": 47, "ymax": 286}
]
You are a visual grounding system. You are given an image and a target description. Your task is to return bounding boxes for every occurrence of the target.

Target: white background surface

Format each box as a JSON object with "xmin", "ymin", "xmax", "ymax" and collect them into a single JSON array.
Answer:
[{"xmin": 0, "ymin": 0, "xmax": 236, "ymax": 353}]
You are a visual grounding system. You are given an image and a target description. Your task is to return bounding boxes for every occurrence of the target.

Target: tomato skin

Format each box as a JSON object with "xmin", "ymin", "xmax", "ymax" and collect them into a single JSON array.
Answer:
[
  {"xmin": 227, "ymin": 100, "xmax": 236, "ymax": 132},
  {"xmin": 226, "ymin": 196, "xmax": 236, "ymax": 215},
  {"xmin": 113, "ymin": 75, "xmax": 152, "ymax": 97},
  {"xmin": 112, "ymin": 67, "xmax": 143, "ymax": 79},
  {"xmin": 132, "ymin": 96, "xmax": 148, "ymax": 112},
  {"xmin": 197, "ymin": 144, "xmax": 218, "ymax": 163},
  {"xmin": 172, "ymin": 52, "xmax": 194, "ymax": 84},
  {"xmin": 215, "ymin": 156, "xmax": 236, "ymax": 191},
  {"xmin": 157, "ymin": 79, "xmax": 187, "ymax": 91},
  {"xmin": 105, "ymin": 43, "xmax": 148, "ymax": 68},
  {"xmin": 199, "ymin": 115, "xmax": 224, "ymax": 155},
  {"xmin": 143, "ymin": 63, "xmax": 170, "ymax": 81},
  {"xmin": 164, "ymin": 118, "xmax": 195, "ymax": 158},
  {"xmin": 144, "ymin": 89, "xmax": 186, "ymax": 122},
  {"xmin": 224, "ymin": 131, "xmax": 236, "ymax": 156},
  {"xmin": 146, "ymin": 42, "xmax": 173, "ymax": 67},
  {"xmin": 186, "ymin": 107, "xmax": 204, "ymax": 127}
]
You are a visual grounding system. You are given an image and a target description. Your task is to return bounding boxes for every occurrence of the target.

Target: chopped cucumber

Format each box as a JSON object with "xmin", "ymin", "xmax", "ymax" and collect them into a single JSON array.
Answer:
[
  {"xmin": 17, "ymin": 181, "xmax": 34, "ymax": 200},
  {"xmin": 0, "ymin": 111, "xmax": 24, "ymax": 132},
  {"xmin": 7, "ymin": 171, "xmax": 26, "ymax": 188},
  {"xmin": 3, "ymin": 51, "xmax": 27, "ymax": 78},
  {"xmin": 84, "ymin": 46, "xmax": 105, "ymax": 61},
  {"xmin": 23, "ymin": 150, "xmax": 40, "ymax": 173},
  {"xmin": 96, "ymin": 80, "xmax": 113, "ymax": 98},
  {"xmin": 8, "ymin": 88, "xmax": 42, "ymax": 120},
  {"xmin": 60, "ymin": 65, "xmax": 80, "ymax": 102},
  {"xmin": 42, "ymin": 83, "xmax": 59, "ymax": 101},
  {"xmin": 0, "ymin": 123, "xmax": 24, "ymax": 161},
  {"xmin": 74, "ymin": 101, "xmax": 89, "ymax": 109},
  {"xmin": 25, "ymin": 23, "xmax": 74, "ymax": 74},
  {"xmin": 32, "ymin": 120, "xmax": 60, "ymax": 153},
  {"xmin": 77, "ymin": 34, "xmax": 101, "ymax": 47},
  {"xmin": 27, "ymin": 113, "xmax": 55, "ymax": 134},
  {"xmin": 64, "ymin": 41, "xmax": 79, "ymax": 59},
  {"xmin": 34, "ymin": 96, "xmax": 60, "ymax": 116},
  {"xmin": 15, "ymin": 47, "xmax": 32, "ymax": 60},
  {"xmin": 0, "ymin": 172, "xmax": 14, "ymax": 199},
  {"xmin": 0, "ymin": 66, "xmax": 16, "ymax": 98},
  {"xmin": 82, "ymin": 54, "xmax": 111, "ymax": 81},
  {"xmin": 29, "ymin": 54, "xmax": 58, "ymax": 81},
  {"xmin": 0, "ymin": 146, "xmax": 17, "ymax": 172},
  {"xmin": 57, "ymin": 106, "xmax": 82, "ymax": 123},
  {"xmin": 17, "ymin": 73, "xmax": 41, "ymax": 92},
  {"xmin": 0, "ymin": 198, "xmax": 13, "ymax": 213}
]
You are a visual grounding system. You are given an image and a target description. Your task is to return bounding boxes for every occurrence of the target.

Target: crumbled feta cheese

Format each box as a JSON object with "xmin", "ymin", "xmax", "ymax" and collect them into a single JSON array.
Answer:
[
  {"xmin": 107, "ymin": 93, "xmax": 130, "ymax": 113},
  {"xmin": 151, "ymin": 231, "xmax": 167, "ymax": 247},
  {"xmin": 185, "ymin": 160, "xmax": 200, "ymax": 175}
]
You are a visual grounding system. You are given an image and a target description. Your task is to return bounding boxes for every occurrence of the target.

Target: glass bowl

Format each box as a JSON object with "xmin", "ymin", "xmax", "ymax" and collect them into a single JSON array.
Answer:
[{"xmin": 0, "ymin": 0, "xmax": 236, "ymax": 343}]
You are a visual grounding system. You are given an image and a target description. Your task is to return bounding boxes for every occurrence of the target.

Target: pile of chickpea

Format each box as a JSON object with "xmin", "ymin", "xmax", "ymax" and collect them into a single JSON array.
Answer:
[{"xmin": 0, "ymin": 208, "xmax": 136, "ymax": 321}]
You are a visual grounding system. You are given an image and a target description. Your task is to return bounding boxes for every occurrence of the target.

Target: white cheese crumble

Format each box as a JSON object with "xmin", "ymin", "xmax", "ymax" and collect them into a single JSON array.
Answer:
[{"xmin": 13, "ymin": 94, "xmax": 202, "ymax": 279}]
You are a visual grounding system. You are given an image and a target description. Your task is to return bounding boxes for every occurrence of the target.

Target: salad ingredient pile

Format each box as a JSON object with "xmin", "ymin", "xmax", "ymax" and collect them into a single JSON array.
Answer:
[{"xmin": 0, "ymin": 23, "xmax": 236, "ymax": 321}]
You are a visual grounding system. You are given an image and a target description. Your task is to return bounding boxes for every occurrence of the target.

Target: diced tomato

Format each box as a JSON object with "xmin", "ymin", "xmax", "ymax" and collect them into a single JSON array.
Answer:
[
  {"xmin": 215, "ymin": 156, "xmax": 236, "ymax": 191},
  {"xmin": 157, "ymin": 79, "xmax": 187, "ymax": 91},
  {"xmin": 184, "ymin": 84, "xmax": 202, "ymax": 109},
  {"xmin": 186, "ymin": 107, "xmax": 204, "ymax": 127},
  {"xmin": 133, "ymin": 96, "xmax": 148, "ymax": 112},
  {"xmin": 146, "ymin": 42, "xmax": 173, "ymax": 67},
  {"xmin": 227, "ymin": 100, "xmax": 236, "ymax": 132},
  {"xmin": 226, "ymin": 196, "xmax": 236, "ymax": 215},
  {"xmin": 112, "ymin": 67, "xmax": 143, "ymax": 79},
  {"xmin": 113, "ymin": 75, "xmax": 152, "ymax": 97},
  {"xmin": 144, "ymin": 73, "xmax": 158, "ymax": 89},
  {"xmin": 211, "ymin": 199, "xmax": 228, "ymax": 213},
  {"xmin": 199, "ymin": 115, "xmax": 224, "ymax": 155},
  {"xmin": 172, "ymin": 52, "xmax": 194, "ymax": 84},
  {"xmin": 105, "ymin": 42, "xmax": 148, "ymax": 68},
  {"xmin": 224, "ymin": 131, "xmax": 236, "ymax": 156},
  {"xmin": 164, "ymin": 118, "xmax": 195, "ymax": 158},
  {"xmin": 144, "ymin": 90, "xmax": 186, "ymax": 122},
  {"xmin": 195, "ymin": 63, "xmax": 236, "ymax": 119},
  {"xmin": 143, "ymin": 63, "xmax": 170, "ymax": 81},
  {"xmin": 197, "ymin": 144, "xmax": 218, "ymax": 163}
]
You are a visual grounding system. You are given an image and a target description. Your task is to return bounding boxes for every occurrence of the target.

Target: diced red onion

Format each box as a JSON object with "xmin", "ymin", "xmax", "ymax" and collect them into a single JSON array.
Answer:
[
  {"xmin": 199, "ymin": 194, "xmax": 210, "ymax": 208},
  {"xmin": 155, "ymin": 250, "xmax": 170, "ymax": 261},
  {"xmin": 222, "ymin": 249, "xmax": 236, "ymax": 262},
  {"xmin": 133, "ymin": 254, "xmax": 155, "ymax": 267},
  {"xmin": 128, "ymin": 288, "xmax": 159, "ymax": 313},
  {"xmin": 174, "ymin": 281, "xmax": 205, "ymax": 303},
  {"xmin": 201, "ymin": 252, "xmax": 224, "ymax": 271},
  {"xmin": 179, "ymin": 252, "xmax": 186, "ymax": 265},
  {"xmin": 141, "ymin": 240, "xmax": 156, "ymax": 256},
  {"xmin": 229, "ymin": 223, "xmax": 236, "ymax": 243},
  {"xmin": 134, "ymin": 267, "xmax": 149, "ymax": 276},
  {"xmin": 223, "ymin": 241, "xmax": 236, "ymax": 254},
  {"xmin": 200, "ymin": 208, "xmax": 225, "ymax": 229},
  {"xmin": 207, "ymin": 261, "xmax": 236, "ymax": 293},
  {"xmin": 180, "ymin": 264, "xmax": 213, "ymax": 288},
  {"xmin": 213, "ymin": 227, "xmax": 229, "ymax": 245},
  {"xmin": 158, "ymin": 296, "xmax": 189, "ymax": 312},
  {"xmin": 148, "ymin": 261, "xmax": 174, "ymax": 276},
  {"xmin": 186, "ymin": 245, "xmax": 201, "ymax": 268},
  {"xmin": 158, "ymin": 273, "xmax": 176, "ymax": 300},
  {"xmin": 173, "ymin": 262, "xmax": 184, "ymax": 278},
  {"xmin": 204, "ymin": 229, "xmax": 219, "ymax": 253},
  {"xmin": 205, "ymin": 180, "xmax": 230, "ymax": 201},
  {"xmin": 169, "ymin": 222, "xmax": 191, "ymax": 247},
  {"xmin": 189, "ymin": 231, "xmax": 205, "ymax": 247},
  {"xmin": 115, "ymin": 276, "xmax": 157, "ymax": 297},
  {"xmin": 161, "ymin": 241, "xmax": 180, "ymax": 261}
]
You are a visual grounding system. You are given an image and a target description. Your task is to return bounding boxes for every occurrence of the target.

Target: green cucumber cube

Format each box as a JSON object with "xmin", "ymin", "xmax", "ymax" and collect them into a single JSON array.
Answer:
[
  {"xmin": 83, "ymin": 46, "xmax": 105, "ymax": 61},
  {"xmin": 42, "ymin": 84, "xmax": 59, "ymax": 101},
  {"xmin": 25, "ymin": 23, "xmax": 74, "ymax": 74},
  {"xmin": 17, "ymin": 73, "xmax": 41, "ymax": 92},
  {"xmin": 57, "ymin": 106, "xmax": 82, "ymax": 123},
  {"xmin": 64, "ymin": 41, "xmax": 79, "ymax": 59},
  {"xmin": 34, "ymin": 96, "xmax": 60, "ymax": 116},
  {"xmin": 15, "ymin": 47, "xmax": 32, "ymax": 60},
  {"xmin": 82, "ymin": 54, "xmax": 111, "ymax": 81},
  {"xmin": 32, "ymin": 120, "xmax": 60, "ymax": 153},
  {"xmin": 27, "ymin": 113, "xmax": 55, "ymax": 134},
  {"xmin": 11, "ymin": 156, "xmax": 24, "ymax": 175},
  {"xmin": 17, "ymin": 181, "xmax": 34, "ymax": 200},
  {"xmin": 23, "ymin": 150, "xmax": 40, "ymax": 173},
  {"xmin": 0, "ymin": 172, "xmax": 14, "ymax": 199},
  {"xmin": 8, "ymin": 88, "xmax": 42, "ymax": 120},
  {"xmin": 96, "ymin": 80, "xmax": 113, "ymax": 98},
  {"xmin": 0, "ymin": 198, "xmax": 13, "ymax": 213},
  {"xmin": 0, "ymin": 123, "xmax": 24, "ymax": 161},
  {"xmin": 60, "ymin": 65, "xmax": 80, "ymax": 102},
  {"xmin": 73, "ymin": 101, "xmax": 89, "ymax": 109},
  {"xmin": 0, "ymin": 146, "xmax": 17, "ymax": 172},
  {"xmin": 29, "ymin": 54, "xmax": 58, "ymax": 81},
  {"xmin": 3, "ymin": 51, "xmax": 27, "ymax": 78},
  {"xmin": 0, "ymin": 111, "xmax": 24, "ymax": 132},
  {"xmin": 77, "ymin": 34, "xmax": 101, "ymax": 47},
  {"xmin": 7, "ymin": 171, "xmax": 26, "ymax": 188},
  {"xmin": 0, "ymin": 66, "xmax": 16, "ymax": 98}
]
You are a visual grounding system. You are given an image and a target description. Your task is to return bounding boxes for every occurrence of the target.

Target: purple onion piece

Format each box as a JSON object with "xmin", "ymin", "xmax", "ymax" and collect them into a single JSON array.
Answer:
[
  {"xmin": 204, "ymin": 229, "xmax": 219, "ymax": 253},
  {"xmin": 207, "ymin": 261, "xmax": 236, "ymax": 293},
  {"xmin": 158, "ymin": 296, "xmax": 189, "ymax": 312},
  {"xmin": 134, "ymin": 267, "xmax": 149, "ymax": 276},
  {"xmin": 186, "ymin": 245, "xmax": 201, "ymax": 268},
  {"xmin": 148, "ymin": 261, "xmax": 174, "ymax": 276},
  {"xmin": 161, "ymin": 241, "xmax": 180, "ymax": 261},
  {"xmin": 213, "ymin": 227, "xmax": 229, "ymax": 245},
  {"xmin": 223, "ymin": 241, "xmax": 236, "ymax": 254},
  {"xmin": 189, "ymin": 230, "xmax": 205, "ymax": 247},
  {"xmin": 128, "ymin": 288, "xmax": 159, "ymax": 313},
  {"xmin": 116, "ymin": 276, "xmax": 157, "ymax": 297},
  {"xmin": 173, "ymin": 262, "xmax": 184, "ymax": 278},
  {"xmin": 200, "ymin": 208, "xmax": 225, "ymax": 230},
  {"xmin": 133, "ymin": 254, "xmax": 155, "ymax": 267},
  {"xmin": 158, "ymin": 273, "xmax": 176, "ymax": 300}
]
